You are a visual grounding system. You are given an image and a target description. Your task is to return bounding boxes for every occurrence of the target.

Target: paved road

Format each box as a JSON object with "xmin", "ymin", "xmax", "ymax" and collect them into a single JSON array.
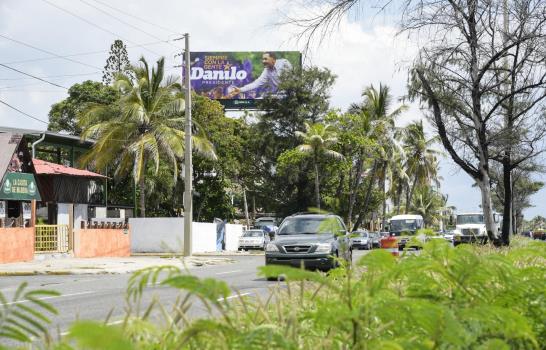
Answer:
[{"xmin": 0, "ymin": 250, "xmax": 370, "ymax": 344}]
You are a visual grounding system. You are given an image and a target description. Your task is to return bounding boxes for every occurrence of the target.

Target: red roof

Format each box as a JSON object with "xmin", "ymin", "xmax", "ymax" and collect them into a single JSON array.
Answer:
[{"xmin": 33, "ymin": 158, "xmax": 106, "ymax": 178}]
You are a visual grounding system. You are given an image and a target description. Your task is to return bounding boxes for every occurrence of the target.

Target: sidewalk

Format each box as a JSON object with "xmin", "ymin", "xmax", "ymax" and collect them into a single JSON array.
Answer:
[{"xmin": 0, "ymin": 255, "xmax": 235, "ymax": 276}]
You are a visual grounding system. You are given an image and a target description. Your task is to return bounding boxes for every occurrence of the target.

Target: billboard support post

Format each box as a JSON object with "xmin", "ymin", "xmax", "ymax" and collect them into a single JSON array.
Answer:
[{"xmin": 183, "ymin": 33, "xmax": 193, "ymax": 257}]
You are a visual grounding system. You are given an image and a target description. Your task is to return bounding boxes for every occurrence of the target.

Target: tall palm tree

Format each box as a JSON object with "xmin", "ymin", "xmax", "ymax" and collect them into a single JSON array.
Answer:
[
  {"xmin": 403, "ymin": 120, "xmax": 440, "ymax": 213},
  {"xmin": 387, "ymin": 147, "xmax": 410, "ymax": 214},
  {"xmin": 79, "ymin": 57, "xmax": 216, "ymax": 217},
  {"xmin": 351, "ymin": 84, "xmax": 406, "ymax": 231},
  {"xmin": 294, "ymin": 122, "xmax": 344, "ymax": 209}
]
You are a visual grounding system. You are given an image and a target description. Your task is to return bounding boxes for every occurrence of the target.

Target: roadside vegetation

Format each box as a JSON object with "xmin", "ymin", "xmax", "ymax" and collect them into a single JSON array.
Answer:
[{"xmin": 1, "ymin": 238, "xmax": 544, "ymax": 349}]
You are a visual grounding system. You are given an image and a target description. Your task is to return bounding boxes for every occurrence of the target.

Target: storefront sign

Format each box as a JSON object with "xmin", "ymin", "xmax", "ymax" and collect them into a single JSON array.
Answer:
[{"xmin": 0, "ymin": 172, "xmax": 41, "ymax": 201}]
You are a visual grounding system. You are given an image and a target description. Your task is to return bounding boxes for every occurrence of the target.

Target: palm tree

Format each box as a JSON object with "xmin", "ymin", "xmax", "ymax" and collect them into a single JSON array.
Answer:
[
  {"xmin": 351, "ymin": 84, "xmax": 406, "ymax": 231},
  {"xmin": 403, "ymin": 120, "xmax": 440, "ymax": 213},
  {"xmin": 294, "ymin": 122, "xmax": 344, "ymax": 209},
  {"xmin": 411, "ymin": 186, "xmax": 445, "ymax": 227},
  {"xmin": 79, "ymin": 57, "xmax": 216, "ymax": 217},
  {"xmin": 387, "ymin": 147, "xmax": 410, "ymax": 214}
]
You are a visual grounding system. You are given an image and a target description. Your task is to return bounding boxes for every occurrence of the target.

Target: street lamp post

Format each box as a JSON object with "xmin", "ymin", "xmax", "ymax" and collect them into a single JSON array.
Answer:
[{"xmin": 183, "ymin": 33, "xmax": 193, "ymax": 256}]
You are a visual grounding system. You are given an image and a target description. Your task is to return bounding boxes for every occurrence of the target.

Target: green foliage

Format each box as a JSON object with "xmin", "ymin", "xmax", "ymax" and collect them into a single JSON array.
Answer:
[
  {"xmin": 249, "ymin": 67, "xmax": 337, "ymax": 215},
  {"xmin": 48, "ymin": 80, "xmax": 119, "ymax": 135},
  {"xmin": 416, "ymin": 228, "xmax": 436, "ymax": 236},
  {"xmin": 66, "ymin": 321, "xmax": 134, "ymax": 350},
  {"xmin": 22, "ymin": 238, "xmax": 543, "ymax": 349},
  {"xmin": 79, "ymin": 56, "xmax": 216, "ymax": 217},
  {"xmin": 0, "ymin": 282, "xmax": 59, "ymax": 343}
]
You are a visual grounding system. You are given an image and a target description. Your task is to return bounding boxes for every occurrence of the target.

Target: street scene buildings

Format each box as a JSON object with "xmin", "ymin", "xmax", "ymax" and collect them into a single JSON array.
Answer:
[{"xmin": 0, "ymin": 1, "xmax": 545, "ymax": 348}]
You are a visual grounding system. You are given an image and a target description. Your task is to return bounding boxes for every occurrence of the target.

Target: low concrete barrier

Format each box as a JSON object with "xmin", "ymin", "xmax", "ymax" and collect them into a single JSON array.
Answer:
[
  {"xmin": 0, "ymin": 227, "xmax": 34, "ymax": 263},
  {"xmin": 74, "ymin": 229, "xmax": 130, "ymax": 258},
  {"xmin": 225, "ymin": 224, "xmax": 244, "ymax": 251},
  {"xmin": 129, "ymin": 218, "xmax": 241, "ymax": 253}
]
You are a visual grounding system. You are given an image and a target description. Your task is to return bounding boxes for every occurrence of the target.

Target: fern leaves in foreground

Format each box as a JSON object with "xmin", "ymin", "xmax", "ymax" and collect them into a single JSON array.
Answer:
[{"xmin": 0, "ymin": 282, "xmax": 59, "ymax": 344}]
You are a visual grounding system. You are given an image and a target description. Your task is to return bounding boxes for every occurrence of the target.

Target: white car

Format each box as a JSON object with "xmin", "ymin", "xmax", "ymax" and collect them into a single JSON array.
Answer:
[
  {"xmin": 238, "ymin": 229, "xmax": 270, "ymax": 251},
  {"xmin": 351, "ymin": 230, "xmax": 372, "ymax": 250}
]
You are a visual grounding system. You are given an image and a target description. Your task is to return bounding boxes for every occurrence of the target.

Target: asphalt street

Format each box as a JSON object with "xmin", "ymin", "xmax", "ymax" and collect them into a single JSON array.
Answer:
[{"xmin": 0, "ymin": 250, "xmax": 370, "ymax": 346}]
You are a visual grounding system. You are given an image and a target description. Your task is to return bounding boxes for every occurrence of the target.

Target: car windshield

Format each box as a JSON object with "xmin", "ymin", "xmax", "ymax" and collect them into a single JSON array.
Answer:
[
  {"xmin": 356, "ymin": 232, "xmax": 368, "ymax": 237},
  {"xmin": 256, "ymin": 220, "xmax": 275, "ymax": 227},
  {"xmin": 456, "ymin": 215, "xmax": 484, "ymax": 225},
  {"xmin": 277, "ymin": 217, "xmax": 341, "ymax": 235},
  {"xmin": 242, "ymin": 231, "xmax": 263, "ymax": 237},
  {"xmin": 390, "ymin": 219, "xmax": 417, "ymax": 232}
]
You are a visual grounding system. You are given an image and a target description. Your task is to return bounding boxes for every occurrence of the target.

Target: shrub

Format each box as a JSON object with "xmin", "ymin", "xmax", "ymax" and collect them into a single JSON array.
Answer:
[{"xmin": 4, "ymin": 239, "xmax": 546, "ymax": 349}]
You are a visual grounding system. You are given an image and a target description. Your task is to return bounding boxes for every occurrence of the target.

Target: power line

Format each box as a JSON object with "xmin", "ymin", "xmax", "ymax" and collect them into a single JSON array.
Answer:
[
  {"xmin": 0, "ymin": 33, "xmax": 102, "ymax": 70},
  {"xmin": 78, "ymin": 0, "xmax": 182, "ymax": 51},
  {"xmin": 0, "ymin": 98, "xmax": 48, "ymax": 124},
  {"xmin": 0, "ymin": 40, "xmax": 172, "ymax": 66},
  {"xmin": 41, "ymin": 0, "xmax": 164, "ymax": 58},
  {"xmin": 0, "ymin": 63, "xmax": 68, "ymax": 89},
  {"xmin": 0, "ymin": 71, "xmax": 100, "ymax": 81},
  {"xmin": 90, "ymin": 0, "xmax": 182, "ymax": 36}
]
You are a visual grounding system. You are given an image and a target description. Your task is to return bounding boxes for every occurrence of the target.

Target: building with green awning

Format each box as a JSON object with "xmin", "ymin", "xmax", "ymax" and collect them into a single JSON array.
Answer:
[{"xmin": 0, "ymin": 127, "xmax": 133, "ymax": 228}]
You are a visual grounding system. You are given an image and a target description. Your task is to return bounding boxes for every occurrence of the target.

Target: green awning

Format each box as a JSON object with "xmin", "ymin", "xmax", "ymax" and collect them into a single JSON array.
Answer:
[{"xmin": 0, "ymin": 172, "xmax": 41, "ymax": 201}]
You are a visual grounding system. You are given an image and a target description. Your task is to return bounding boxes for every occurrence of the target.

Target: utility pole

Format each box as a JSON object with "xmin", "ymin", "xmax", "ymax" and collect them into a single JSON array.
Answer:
[{"xmin": 183, "ymin": 33, "xmax": 193, "ymax": 256}]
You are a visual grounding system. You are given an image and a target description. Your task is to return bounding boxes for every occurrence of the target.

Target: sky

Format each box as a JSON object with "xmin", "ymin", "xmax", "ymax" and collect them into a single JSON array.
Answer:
[{"xmin": 0, "ymin": 0, "xmax": 544, "ymax": 219}]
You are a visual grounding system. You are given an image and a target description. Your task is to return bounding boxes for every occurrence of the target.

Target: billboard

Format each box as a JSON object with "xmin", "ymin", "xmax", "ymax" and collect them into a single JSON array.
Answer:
[{"xmin": 188, "ymin": 51, "xmax": 302, "ymax": 109}]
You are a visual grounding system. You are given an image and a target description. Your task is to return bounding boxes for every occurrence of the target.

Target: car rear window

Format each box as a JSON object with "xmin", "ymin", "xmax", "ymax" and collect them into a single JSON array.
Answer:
[{"xmin": 243, "ymin": 231, "xmax": 263, "ymax": 237}]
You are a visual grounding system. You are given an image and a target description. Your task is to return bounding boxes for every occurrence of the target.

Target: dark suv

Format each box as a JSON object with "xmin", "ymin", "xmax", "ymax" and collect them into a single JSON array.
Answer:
[{"xmin": 265, "ymin": 213, "xmax": 352, "ymax": 272}]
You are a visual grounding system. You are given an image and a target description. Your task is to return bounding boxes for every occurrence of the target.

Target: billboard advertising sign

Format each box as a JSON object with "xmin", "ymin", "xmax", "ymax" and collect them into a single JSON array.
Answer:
[{"xmin": 188, "ymin": 51, "xmax": 302, "ymax": 109}]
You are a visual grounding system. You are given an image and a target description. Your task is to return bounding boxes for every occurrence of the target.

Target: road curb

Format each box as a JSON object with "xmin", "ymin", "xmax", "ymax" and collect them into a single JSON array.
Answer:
[{"xmin": 0, "ymin": 270, "xmax": 72, "ymax": 276}]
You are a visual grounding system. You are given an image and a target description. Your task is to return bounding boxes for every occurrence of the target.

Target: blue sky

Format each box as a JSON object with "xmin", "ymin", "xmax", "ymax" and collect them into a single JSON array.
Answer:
[{"xmin": 0, "ymin": 0, "xmax": 543, "ymax": 219}]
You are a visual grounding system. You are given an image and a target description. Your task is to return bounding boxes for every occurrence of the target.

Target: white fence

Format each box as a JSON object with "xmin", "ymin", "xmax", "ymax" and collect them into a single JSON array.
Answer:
[
  {"xmin": 129, "ymin": 218, "xmax": 242, "ymax": 254},
  {"xmin": 225, "ymin": 224, "xmax": 244, "ymax": 251}
]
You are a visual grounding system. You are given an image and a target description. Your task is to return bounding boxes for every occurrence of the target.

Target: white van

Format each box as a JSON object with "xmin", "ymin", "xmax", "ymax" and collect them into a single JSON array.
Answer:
[{"xmin": 388, "ymin": 214, "xmax": 425, "ymax": 250}]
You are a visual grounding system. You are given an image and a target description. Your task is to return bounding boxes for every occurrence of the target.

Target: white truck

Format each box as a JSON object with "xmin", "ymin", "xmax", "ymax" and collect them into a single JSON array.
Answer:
[
  {"xmin": 389, "ymin": 214, "xmax": 425, "ymax": 250},
  {"xmin": 453, "ymin": 212, "xmax": 502, "ymax": 245}
]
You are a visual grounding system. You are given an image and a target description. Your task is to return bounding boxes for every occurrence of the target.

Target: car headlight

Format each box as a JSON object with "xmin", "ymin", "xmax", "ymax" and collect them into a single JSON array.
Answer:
[
  {"xmin": 315, "ymin": 243, "xmax": 332, "ymax": 253},
  {"xmin": 265, "ymin": 243, "xmax": 279, "ymax": 252}
]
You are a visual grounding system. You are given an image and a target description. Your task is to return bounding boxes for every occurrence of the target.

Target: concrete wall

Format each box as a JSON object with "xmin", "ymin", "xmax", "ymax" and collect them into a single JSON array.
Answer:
[
  {"xmin": 74, "ymin": 229, "xmax": 130, "ymax": 258},
  {"xmin": 130, "ymin": 218, "xmax": 184, "ymax": 253},
  {"xmin": 130, "ymin": 218, "xmax": 235, "ymax": 253},
  {"xmin": 225, "ymin": 224, "xmax": 244, "ymax": 251},
  {"xmin": 74, "ymin": 204, "xmax": 88, "ymax": 229},
  {"xmin": 0, "ymin": 227, "xmax": 34, "ymax": 263},
  {"xmin": 57, "ymin": 203, "xmax": 70, "ymax": 225},
  {"xmin": 192, "ymin": 222, "xmax": 217, "ymax": 253}
]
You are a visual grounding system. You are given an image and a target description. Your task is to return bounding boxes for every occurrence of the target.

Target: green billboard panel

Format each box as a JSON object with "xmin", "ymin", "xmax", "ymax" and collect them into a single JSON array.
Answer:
[{"xmin": 0, "ymin": 172, "xmax": 41, "ymax": 201}]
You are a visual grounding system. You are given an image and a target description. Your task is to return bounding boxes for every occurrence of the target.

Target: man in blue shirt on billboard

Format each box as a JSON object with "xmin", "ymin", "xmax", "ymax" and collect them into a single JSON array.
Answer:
[{"xmin": 228, "ymin": 52, "xmax": 292, "ymax": 97}]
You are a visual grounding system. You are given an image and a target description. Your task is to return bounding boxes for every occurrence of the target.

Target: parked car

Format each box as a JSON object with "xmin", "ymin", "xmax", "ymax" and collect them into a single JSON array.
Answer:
[
  {"xmin": 351, "ymin": 230, "xmax": 372, "ymax": 250},
  {"xmin": 369, "ymin": 232, "xmax": 381, "ymax": 248},
  {"xmin": 265, "ymin": 213, "xmax": 352, "ymax": 277},
  {"xmin": 443, "ymin": 230, "xmax": 456, "ymax": 244},
  {"xmin": 238, "ymin": 229, "xmax": 270, "ymax": 251}
]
